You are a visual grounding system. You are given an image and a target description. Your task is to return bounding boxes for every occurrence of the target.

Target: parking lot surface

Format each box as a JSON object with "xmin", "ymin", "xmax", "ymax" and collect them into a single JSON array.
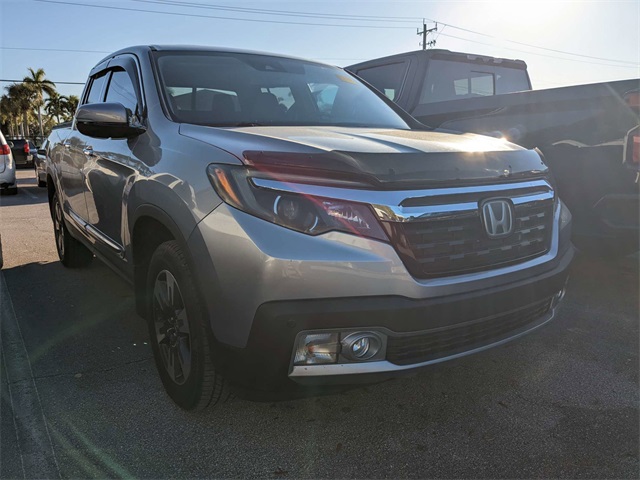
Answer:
[{"xmin": 1, "ymin": 170, "xmax": 638, "ymax": 479}]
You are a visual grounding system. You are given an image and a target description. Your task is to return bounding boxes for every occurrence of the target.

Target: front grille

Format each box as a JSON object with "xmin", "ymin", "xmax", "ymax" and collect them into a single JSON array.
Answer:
[
  {"xmin": 386, "ymin": 297, "xmax": 553, "ymax": 365},
  {"xmin": 387, "ymin": 195, "xmax": 554, "ymax": 278}
]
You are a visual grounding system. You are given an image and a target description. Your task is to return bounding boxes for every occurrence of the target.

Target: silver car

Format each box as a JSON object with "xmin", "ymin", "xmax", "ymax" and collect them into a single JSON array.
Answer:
[
  {"xmin": 47, "ymin": 46, "xmax": 574, "ymax": 410},
  {"xmin": 0, "ymin": 128, "xmax": 17, "ymax": 195}
]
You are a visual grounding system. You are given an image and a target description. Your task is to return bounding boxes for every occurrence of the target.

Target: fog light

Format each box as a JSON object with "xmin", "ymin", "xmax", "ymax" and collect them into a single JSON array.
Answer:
[
  {"xmin": 351, "ymin": 337, "xmax": 370, "ymax": 358},
  {"xmin": 294, "ymin": 333, "xmax": 339, "ymax": 365},
  {"xmin": 341, "ymin": 332, "xmax": 383, "ymax": 362}
]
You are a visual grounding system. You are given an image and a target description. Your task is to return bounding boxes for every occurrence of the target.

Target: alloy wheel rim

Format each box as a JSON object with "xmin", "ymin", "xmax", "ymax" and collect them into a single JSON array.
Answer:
[{"xmin": 152, "ymin": 270, "xmax": 192, "ymax": 385}]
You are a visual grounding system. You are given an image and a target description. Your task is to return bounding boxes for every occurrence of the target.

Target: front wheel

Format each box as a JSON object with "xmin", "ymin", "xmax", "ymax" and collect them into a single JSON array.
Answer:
[
  {"xmin": 51, "ymin": 194, "xmax": 93, "ymax": 267},
  {"xmin": 146, "ymin": 240, "xmax": 230, "ymax": 410}
]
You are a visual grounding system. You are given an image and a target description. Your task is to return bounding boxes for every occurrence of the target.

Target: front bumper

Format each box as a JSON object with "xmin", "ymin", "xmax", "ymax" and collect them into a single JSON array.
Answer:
[
  {"xmin": 213, "ymin": 244, "xmax": 571, "ymax": 391},
  {"xmin": 191, "ymin": 200, "xmax": 573, "ymax": 392}
]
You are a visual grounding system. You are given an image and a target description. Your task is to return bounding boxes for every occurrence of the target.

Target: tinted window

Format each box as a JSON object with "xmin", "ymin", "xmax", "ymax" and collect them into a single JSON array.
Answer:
[
  {"xmin": 155, "ymin": 52, "xmax": 409, "ymax": 129},
  {"xmin": 355, "ymin": 62, "xmax": 408, "ymax": 101},
  {"xmin": 105, "ymin": 70, "xmax": 138, "ymax": 114},
  {"xmin": 419, "ymin": 59, "xmax": 529, "ymax": 104},
  {"xmin": 85, "ymin": 72, "xmax": 108, "ymax": 104}
]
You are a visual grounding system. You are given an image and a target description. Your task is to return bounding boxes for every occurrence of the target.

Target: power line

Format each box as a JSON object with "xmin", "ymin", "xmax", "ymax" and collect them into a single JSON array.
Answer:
[
  {"xmin": 133, "ymin": 0, "xmax": 419, "ymax": 23},
  {"xmin": 1, "ymin": 47, "xmax": 111, "ymax": 54},
  {"xmin": 438, "ymin": 32, "xmax": 640, "ymax": 70},
  {"xmin": 0, "ymin": 79, "xmax": 85, "ymax": 85},
  {"xmin": 134, "ymin": 0, "xmax": 639, "ymax": 66},
  {"xmin": 33, "ymin": 0, "xmax": 411, "ymax": 29},
  {"xmin": 29, "ymin": 0, "xmax": 640, "ymax": 67},
  {"xmin": 428, "ymin": 19, "xmax": 639, "ymax": 66}
]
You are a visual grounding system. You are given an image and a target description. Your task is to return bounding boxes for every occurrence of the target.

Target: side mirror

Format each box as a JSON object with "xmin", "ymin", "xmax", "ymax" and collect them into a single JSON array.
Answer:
[
  {"xmin": 7, "ymin": 141, "xmax": 13, "ymax": 148},
  {"xmin": 38, "ymin": 149, "xmax": 47, "ymax": 156},
  {"xmin": 76, "ymin": 102, "xmax": 145, "ymax": 139}
]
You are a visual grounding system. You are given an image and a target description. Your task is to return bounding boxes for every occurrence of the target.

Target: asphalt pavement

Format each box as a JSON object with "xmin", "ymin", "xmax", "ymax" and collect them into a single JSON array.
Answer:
[{"xmin": 1, "ymin": 169, "xmax": 638, "ymax": 479}]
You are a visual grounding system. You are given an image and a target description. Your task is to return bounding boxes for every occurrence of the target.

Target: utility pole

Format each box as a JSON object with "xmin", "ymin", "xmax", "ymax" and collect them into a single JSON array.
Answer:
[{"xmin": 417, "ymin": 20, "xmax": 438, "ymax": 50}]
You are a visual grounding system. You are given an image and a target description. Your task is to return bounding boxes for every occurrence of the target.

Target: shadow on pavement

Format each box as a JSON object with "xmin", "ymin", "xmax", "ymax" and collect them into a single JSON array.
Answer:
[
  {"xmin": 0, "ymin": 173, "xmax": 48, "ymax": 206},
  {"xmin": 0, "ymin": 251, "xmax": 637, "ymax": 478},
  {"xmin": 2, "ymin": 260, "xmax": 148, "ymax": 377}
]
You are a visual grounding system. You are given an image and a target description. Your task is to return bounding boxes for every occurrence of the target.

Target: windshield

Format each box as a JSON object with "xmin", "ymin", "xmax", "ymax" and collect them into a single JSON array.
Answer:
[{"xmin": 154, "ymin": 52, "xmax": 410, "ymax": 129}]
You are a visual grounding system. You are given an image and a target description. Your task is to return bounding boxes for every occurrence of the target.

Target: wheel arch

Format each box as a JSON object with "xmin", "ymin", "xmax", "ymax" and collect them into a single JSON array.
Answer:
[{"xmin": 130, "ymin": 205, "xmax": 187, "ymax": 317}]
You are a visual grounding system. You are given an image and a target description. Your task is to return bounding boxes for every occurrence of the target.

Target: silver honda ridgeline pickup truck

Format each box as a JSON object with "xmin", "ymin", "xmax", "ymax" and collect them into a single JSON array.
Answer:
[{"xmin": 47, "ymin": 46, "xmax": 573, "ymax": 410}]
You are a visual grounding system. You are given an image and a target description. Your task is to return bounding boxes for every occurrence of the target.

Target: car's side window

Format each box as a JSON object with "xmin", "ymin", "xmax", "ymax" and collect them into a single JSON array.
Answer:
[
  {"xmin": 85, "ymin": 71, "xmax": 109, "ymax": 105},
  {"xmin": 104, "ymin": 69, "xmax": 138, "ymax": 114},
  {"xmin": 356, "ymin": 61, "xmax": 408, "ymax": 101}
]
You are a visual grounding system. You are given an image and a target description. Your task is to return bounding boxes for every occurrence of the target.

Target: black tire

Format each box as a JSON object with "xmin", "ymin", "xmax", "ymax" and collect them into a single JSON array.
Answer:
[
  {"xmin": 146, "ymin": 240, "xmax": 230, "ymax": 410},
  {"xmin": 51, "ymin": 194, "xmax": 93, "ymax": 267},
  {"xmin": 3, "ymin": 186, "xmax": 17, "ymax": 195}
]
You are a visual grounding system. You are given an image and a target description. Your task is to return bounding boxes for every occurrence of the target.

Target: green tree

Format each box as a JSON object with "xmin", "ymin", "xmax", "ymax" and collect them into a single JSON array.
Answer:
[
  {"xmin": 0, "ymin": 95, "xmax": 19, "ymax": 137},
  {"xmin": 4, "ymin": 83, "xmax": 33, "ymax": 137},
  {"xmin": 45, "ymin": 91, "xmax": 66, "ymax": 123},
  {"xmin": 23, "ymin": 68, "xmax": 56, "ymax": 140},
  {"xmin": 62, "ymin": 95, "xmax": 80, "ymax": 121}
]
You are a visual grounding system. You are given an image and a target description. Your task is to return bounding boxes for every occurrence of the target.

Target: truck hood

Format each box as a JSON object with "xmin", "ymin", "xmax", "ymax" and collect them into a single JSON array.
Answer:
[{"xmin": 179, "ymin": 124, "xmax": 548, "ymax": 187}]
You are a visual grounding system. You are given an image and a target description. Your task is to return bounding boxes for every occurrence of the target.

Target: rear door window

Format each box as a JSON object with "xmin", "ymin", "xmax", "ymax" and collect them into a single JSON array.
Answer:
[
  {"xmin": 85, "ymin": 71, "xmax": 109, "ymax": 104},
  {"xmin": 355, "ymin": 61, "xmax": 408, "ymax": 101},
  {"xmin": 419, "ymin": 59, "xmax": 529, "ymax": 104}
]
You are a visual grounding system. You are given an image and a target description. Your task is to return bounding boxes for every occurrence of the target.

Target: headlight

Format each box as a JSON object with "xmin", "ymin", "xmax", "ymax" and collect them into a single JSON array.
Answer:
[{"xmin": 207, "ymin": 164, "xmax": 388, "ymax": 241}]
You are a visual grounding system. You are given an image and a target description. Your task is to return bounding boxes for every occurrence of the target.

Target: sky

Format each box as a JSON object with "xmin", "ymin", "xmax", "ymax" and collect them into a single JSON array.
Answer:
[{"xmin": 1, "ymin": 0, "xmax": 639, "ymax": 98}]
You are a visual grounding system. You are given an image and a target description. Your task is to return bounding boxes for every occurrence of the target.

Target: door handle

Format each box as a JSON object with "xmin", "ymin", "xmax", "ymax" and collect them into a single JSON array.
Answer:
[
  {"xmin": 82, "ymin": 146, "xmax": 95, "ymax": 157},
  {"xmin": 62, "ymin": 141, "xmax": 71, "ymax": 149}
]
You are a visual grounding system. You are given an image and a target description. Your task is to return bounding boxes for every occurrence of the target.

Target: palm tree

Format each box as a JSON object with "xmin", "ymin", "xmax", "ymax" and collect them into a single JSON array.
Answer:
[
  {"xmin": 62, "ymin": 95, "xmax": 80, "ymax": 121},
  {"xmin": 0, "ymin": 95, "xmax": 18, "ymax": 137},
  {"xmin": 45, "ymin": 92, "xmax": 67, "ymax": 124},
  {"xmin": 23, "ymin": 68, "xmax": 56, "ymax": 140},
  {"xmin": 5, "ymin": 83, "xmax": 33, "ymax": 137}
]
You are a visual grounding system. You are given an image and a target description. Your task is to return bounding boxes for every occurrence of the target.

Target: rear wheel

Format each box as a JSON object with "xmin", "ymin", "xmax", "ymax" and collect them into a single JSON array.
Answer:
[
  {"xmin": 51, "ymin": 194, "xmax": 93, "ymax": 267},
  {"xmin": 146, "ymin": 240, "xmax": 230, "ymax": 410}
]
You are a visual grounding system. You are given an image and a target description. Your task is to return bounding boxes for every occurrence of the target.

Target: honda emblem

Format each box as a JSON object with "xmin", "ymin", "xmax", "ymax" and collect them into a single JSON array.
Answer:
[{"xmin": 482, "ymin": 199, "xmax": 514, "ymax": 238}]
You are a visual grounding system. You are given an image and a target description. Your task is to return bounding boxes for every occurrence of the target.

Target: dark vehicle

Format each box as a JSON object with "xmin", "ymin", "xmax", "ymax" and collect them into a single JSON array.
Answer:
[
  {"xmin": 47, "ymin": 45, "xmax": 572, "ymax": 410},
  {"xmin": 36, "ymin": 123, "xmax": 71, "ymax": 188},
  {"xmin": 348, "ymin": 50, "xmax": 640, "ymax": 255},
  {"xmin": 33, "ymin": 144, "xmax": 48, "ymax": 187},
  {"xmin": 8, "ymin": 138, "xmax": 34, "ymax": 167},
  {"xmin": 34, "ymin": 141, "xmax": 47, "ymax": 187}
]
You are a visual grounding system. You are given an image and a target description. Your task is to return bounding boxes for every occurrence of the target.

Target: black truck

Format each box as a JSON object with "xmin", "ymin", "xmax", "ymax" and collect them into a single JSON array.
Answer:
[{"xmin": 348, "ymin": 50, "xmax": 639, "ymax": 255}]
